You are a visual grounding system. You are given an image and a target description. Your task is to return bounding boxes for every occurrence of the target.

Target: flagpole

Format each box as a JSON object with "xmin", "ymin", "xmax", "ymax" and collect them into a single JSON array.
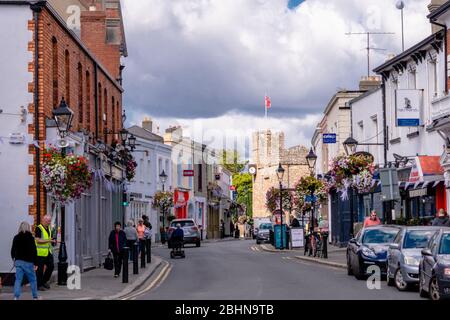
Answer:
[{"xmin": 265, "ymin": 92, "xmax": 268, "ymax": 119}]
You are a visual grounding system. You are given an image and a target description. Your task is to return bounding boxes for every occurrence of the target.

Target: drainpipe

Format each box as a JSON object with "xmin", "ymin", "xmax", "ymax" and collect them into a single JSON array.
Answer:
[
  {"xmin": 94, "ymin": 64, "xmax": 99, "ymax": 140},
  {"xmin": 382, "ymin": 79, "xmax": 388, "ymax": 167},
  {"xmin": 31, "ymin": 2, "xmax": 44, "ymax": 225},
  {"xmin": 430, "ymin": 20, "xmax": 448, "ymax": 94}
]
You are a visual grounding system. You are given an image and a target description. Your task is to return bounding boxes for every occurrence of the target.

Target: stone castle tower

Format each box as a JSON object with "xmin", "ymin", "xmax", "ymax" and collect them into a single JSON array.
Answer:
[{"xmin": 251, "ymin": 130, "xmax": 310, "ymax": 221}]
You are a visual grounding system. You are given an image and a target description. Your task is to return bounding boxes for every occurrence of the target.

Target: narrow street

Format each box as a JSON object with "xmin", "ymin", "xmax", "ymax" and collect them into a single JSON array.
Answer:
[{"xmin": 137, "ymin": 240, "xmax": 421, "ymax": 300}]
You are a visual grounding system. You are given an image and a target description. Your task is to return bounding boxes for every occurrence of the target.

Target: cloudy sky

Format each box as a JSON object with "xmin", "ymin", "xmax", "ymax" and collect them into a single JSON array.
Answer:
[{"xmin": 121, "ymin": 0, "xmax": 431, "ymax": 156}]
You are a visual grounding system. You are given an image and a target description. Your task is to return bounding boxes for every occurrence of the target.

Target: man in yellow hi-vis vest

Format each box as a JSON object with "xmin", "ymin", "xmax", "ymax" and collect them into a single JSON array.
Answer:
[{"xmin": 35, "ymin": 215, "xmax": 56, "ymax": 290}]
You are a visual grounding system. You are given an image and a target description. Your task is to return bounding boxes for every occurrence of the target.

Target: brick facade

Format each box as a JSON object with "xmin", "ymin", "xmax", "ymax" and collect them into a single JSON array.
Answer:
[{"xmin": 27, "ymin": 4, "xmax": 123, "ymax": 221}]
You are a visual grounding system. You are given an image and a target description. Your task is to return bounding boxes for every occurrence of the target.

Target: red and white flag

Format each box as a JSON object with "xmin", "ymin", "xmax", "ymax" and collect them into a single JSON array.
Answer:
[{"xmin": 265, "ymin": 95, "xmax": 271, "ymax": 109}]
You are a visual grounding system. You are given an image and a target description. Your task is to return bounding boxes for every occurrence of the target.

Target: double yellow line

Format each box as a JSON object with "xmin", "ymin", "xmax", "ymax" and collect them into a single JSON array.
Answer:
[{"xmin": 120, "ymin": 261, "xmax": 172, "ymax": 300}]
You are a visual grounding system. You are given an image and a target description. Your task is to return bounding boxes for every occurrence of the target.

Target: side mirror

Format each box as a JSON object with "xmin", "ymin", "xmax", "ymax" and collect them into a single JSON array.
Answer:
[
  {"xmin": 349, "ymin": 238, "xmax": 357, "ymax": 244},
  {"xmin": 389, "ymin": 243, "xmax": 400, "ymax": 250},
  {"xmin": 421, "ymin": 249, "xmax": 433, "ymax": 257}
]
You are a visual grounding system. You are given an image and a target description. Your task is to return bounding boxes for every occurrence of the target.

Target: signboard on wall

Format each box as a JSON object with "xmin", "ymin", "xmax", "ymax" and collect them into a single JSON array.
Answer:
[
  {"xmin": 395, "ymin": 89, "xmax": 423, "ymax": 127},
  {"xmin": 323, "ymin": 133, "xmax": 337, "ymax": 144},
  {"xmin": 183, "ymin": 170, "xmax": 194, "ymax": 177}
]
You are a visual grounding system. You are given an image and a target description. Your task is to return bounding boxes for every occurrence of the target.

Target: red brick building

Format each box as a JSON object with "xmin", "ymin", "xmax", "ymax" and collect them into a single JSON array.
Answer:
[{"xmin": 0, "ymin": 0, "xmax": 128, "ymax": 274}]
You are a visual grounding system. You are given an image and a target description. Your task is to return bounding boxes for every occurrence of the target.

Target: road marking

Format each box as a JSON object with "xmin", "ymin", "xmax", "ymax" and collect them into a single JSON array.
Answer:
[{"xmin": 120, "ymin": 261, "xmax": 172, "ymax": 300}]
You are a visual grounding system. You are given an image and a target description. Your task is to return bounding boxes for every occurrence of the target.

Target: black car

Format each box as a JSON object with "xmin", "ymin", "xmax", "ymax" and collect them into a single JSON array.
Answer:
[
  {"xmin": 347, "ymin": 225, "xmax": 402, "ymax": 280},
  {"xmin": 419, "ymin": 229, "xmax": 450, "ymax": 300}
]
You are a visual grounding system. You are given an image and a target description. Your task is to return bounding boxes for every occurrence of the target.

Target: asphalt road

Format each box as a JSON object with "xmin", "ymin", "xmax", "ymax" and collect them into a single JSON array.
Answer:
[{"xmin": 138, "ymin": 239, "xmax": 422, "ymax": 300}]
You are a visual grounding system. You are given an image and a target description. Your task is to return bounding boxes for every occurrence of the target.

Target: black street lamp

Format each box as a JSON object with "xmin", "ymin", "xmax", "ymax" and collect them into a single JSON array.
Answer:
[
  {"xmin": 343, "ymin": 136, "xmax": 358, "ymax": 156},
  {"xmin": 276, "ymin": 163, "xmax": 285, "ymax": 250},
  {"xmin": 128, "ymin": 134, "xmax": 137, "ymax": 151},
  {"xmin": 52, "ymin": 98, "xmax": 74, "ymax": 286},
  {"xmin": 305, "ymin": 148, "xmax": 318, "ymax": 248},
  {"xmin": 119, "ymin": 128, "xmax": 129, "ymax": 145},
  {"xmin": 159, "ymin": 170, "xmax": 168, "ymax": 243}
]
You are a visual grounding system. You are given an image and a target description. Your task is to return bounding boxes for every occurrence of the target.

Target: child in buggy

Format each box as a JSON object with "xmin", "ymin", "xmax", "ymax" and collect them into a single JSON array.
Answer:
[{"xmin": 170, "ymin": 223, "xmax": 185, "ymax": 259}]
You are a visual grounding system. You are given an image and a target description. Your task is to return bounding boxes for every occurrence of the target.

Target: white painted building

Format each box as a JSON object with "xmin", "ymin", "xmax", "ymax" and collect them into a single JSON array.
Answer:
[
  {"xmin": 0, "ymin": 3, "xmax": 37, "ymax": 273},
  {"xmin": 126, "ymin": 119, "xmax": 172, "ymax": 243}
]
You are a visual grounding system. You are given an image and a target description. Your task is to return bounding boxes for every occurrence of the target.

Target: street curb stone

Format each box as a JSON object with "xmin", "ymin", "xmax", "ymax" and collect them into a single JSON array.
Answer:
[
  {"xmin": 100, "ymin": 256, "xmax": 164, "ymax": 300},
  {"xmin": 293, "ymin": 255, "xmax": 347, "ymax": 269}
]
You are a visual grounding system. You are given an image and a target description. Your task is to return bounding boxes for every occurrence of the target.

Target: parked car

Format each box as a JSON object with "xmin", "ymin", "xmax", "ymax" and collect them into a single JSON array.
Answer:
[
  {"xmin": 253, "ymin": 218, "xmax": 272, "ymax": 239},
  {"xmin": 256, "ymin": 223, "xmax": 272, "ymax": 244},
  {"xmin": 418, "ymin": 229, "xmax": 450, "ymax": 300},
  {"xmin": 387, "ymin": 226, "xmax": 441, "ymax": 291},
  {"xmin": 167, "ymin": 219, "xmax": 201, "ymax": 248},
  {"xmin": 347, "ymin": 225, "xmax": 402, "ymax": 280}
]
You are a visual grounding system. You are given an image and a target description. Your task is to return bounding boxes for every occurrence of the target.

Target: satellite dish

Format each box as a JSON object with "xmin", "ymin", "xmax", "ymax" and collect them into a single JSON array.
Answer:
[{"xmin": 57, "ymin": 138, "xmax": 69, "ymax": 148}]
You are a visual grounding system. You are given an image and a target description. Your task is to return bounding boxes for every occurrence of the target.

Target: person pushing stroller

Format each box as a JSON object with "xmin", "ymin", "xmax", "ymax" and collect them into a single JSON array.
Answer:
[{"xmin": 170, "ymin": 223, "xmax": 185, "ymax": 258}]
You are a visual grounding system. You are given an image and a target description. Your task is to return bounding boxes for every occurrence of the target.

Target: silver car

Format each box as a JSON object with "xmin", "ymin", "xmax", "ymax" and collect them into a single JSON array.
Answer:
[
  {"xmin": 387, "ymin": 226, "xmax": 442, "ymax": 291},
  {"xmin": 256, "ymin": 223, "xmax": 272, "ymax": 244},
  {"xmin": 167, "ymin": 219, "xmax": 201, "ymax": 248}
]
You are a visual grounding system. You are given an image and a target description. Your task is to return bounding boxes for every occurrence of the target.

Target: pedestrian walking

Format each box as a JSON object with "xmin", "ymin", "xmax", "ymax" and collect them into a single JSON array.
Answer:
[
  {"xmin": 220, "ymin": 219, "xmax": 225, "ymax": 239},
  {"xmin": 432, "ymin": 208, "xmax": 449, "ymax": 226},
  {"xmin": 124, "ymin": 220, "xmax": 138, "ymax": 260},
  {"xmin": 142, "ymin": 215, "xmax": 152, "ymax": 230},
  {"xmin": 35, "ymin": 215, "xmax": 56, "ymax": 291},
  {"xmin": 363, "ymin": 210, "xmax": 381, "ymax": 228},
  {"xmin": 11, "ymin": 221, "xmax": 40, "ymax": 300},
  {"xmin": 136, "ymin": 219, "xmax": 146, "ymax": 256},
  {"xmin": 108, "ymin": 222, "xmax": 127, "ymax": 278}
]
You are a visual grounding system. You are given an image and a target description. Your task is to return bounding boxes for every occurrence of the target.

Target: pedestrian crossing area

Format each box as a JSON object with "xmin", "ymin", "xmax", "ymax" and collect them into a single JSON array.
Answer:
[{"xmin": 250, "ymin": 245, "xmax": 262, "ymax": 252}]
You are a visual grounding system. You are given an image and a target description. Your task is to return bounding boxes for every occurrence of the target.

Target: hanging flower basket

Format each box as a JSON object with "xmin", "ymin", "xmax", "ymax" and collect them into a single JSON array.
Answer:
[
  {"xmin": 328, "ymin": 154, "xmax": 375, "ymax": 200},
  {"xmin": 118, "ymin": 147, "xmax": 137, "ymax": 181},
  {"xmin": 41, "ymin": 147, "xmax": 93, "ymax": 205},
  {"xmin": 265, "ymin": 187, "xmax": 294, "ymax": 213},
  {"xmin": 153, "ymin": 191, "xmax": 174, "ymax": 209}
]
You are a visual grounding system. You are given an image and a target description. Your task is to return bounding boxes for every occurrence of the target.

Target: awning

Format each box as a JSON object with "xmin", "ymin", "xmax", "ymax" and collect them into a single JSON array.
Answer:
[{"xmin": 408, "ymin": 156, "xmax": 444, "ymax": 183}]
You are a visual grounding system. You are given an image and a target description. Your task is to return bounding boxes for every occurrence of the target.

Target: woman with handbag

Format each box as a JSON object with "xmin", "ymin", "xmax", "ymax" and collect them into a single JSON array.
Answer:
[
  {"xmin": 108, "ymin": 222, "xmax": 127, "ymax": 278},
  {"xmin": 10, "ymin": 221, "xmax": 40, "ymax": 300}
]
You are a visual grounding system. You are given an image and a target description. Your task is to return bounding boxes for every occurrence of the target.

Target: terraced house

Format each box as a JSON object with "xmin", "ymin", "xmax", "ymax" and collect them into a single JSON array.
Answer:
[{"xmin": 0, "ymin": 0, "xmax": 127, "ymax": 279}]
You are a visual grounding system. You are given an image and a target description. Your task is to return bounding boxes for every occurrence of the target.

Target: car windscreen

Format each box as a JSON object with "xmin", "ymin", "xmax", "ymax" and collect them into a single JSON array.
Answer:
[
  {"xmin": 171, "ymin": 221, "xmax": 195, "ymax": 228},
  {"xmin": 259, "ymin": 223, "xmax": 272, "ymax": 230},
  {"xmin": 362, "ymin": 228, "xmax": 399, "ymax": 244},
  {"xmin": 403, "ymin": 230, "xmax": 437, "ymax": 249},
  {"xmin": 439, "ymin": 233, "xmax": 450, "ymax": 254}
]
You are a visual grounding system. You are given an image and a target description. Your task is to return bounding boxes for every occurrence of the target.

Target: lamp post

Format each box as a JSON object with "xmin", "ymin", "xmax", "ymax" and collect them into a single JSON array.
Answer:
[
  {"xmin": 52, "ymin": 98, "xmax": 74, "ymax": 286},
  {"xmin": 276, "ymin": 163, "xmax": 285, "ymax": 250},
  {"xmin": 159, "ymin": 170, "xmax": 168, "ymax": 243},
  {"xmin": 306, "ymin": 148, "xmax": 318, "ymax": 235}
]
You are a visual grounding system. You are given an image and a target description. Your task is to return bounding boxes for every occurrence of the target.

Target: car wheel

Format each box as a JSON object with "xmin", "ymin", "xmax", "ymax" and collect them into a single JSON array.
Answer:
[
  {"xmin": 429, "ymin": 277, "xmax": 441, "ymax": 301},
  {"xmin": 347, "ymin": 254, "xmax": 353, "ymax": 276},
  {"xmin": 394, "ymin": 268, "xmax": 409, "ymax": 291},
  {"xmin": 196, "ymin": 241, "xmax": 201, "ymax": 247},
  {"xmin": 256, "ymin": 239, "xmax": 261, "ymax": 245},
  {"xmin": 354, "ymin": 261, "xmax": 365, "ymax": 280},
  {"xmin": 170, "ymin": 251, "xmax": 174, "ymax": 259}
]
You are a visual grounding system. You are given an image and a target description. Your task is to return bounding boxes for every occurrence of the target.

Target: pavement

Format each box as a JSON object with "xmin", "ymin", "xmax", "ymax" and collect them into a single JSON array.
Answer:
[
  {"xmin": 0, "ymin": 255, "xmax": 164, "ymax": 300},
  {"xmin": 137, "ymin": 239, "xmax": 422, "ymax": 300}
]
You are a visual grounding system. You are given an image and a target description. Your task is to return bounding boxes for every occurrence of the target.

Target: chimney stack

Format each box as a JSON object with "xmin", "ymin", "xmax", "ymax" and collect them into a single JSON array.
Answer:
[
  {"xmin": 428, "ymin": 0, "xmax": 447, "ymax": 33},
  {"xmin": 359, "ymin": 75, "xmax": 382, "ymax": 91},
  {"xmin": 142, "ymin": 117, "xmax": 153, "ymax": 132}
]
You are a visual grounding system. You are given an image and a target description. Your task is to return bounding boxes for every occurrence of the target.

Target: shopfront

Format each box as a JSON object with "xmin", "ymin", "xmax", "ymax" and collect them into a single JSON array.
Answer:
[
  {"xmin": 174, "ymin": 189, "xmax": 189, "ymax": 219},
  {"xmin": 397, "ymin": 156, "xmax": 446, "ymax": 223}
]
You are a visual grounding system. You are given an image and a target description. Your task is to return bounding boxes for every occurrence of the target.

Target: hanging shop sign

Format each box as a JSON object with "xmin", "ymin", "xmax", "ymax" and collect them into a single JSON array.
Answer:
[
  {"xmin": 183, "ymin": 169, "xmax": 194, "ymax": 177},
  {"xmin": 396, "ymin": 89, "xmax": 423, "ymax": 127},
  {"xmin": 323, "ymin": 133, "xmax": 337, "ymax": 144}
]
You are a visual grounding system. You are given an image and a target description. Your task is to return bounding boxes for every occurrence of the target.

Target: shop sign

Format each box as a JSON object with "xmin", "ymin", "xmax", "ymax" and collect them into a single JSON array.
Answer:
[
  {"xmin": 409, "ymin": 188, "xmax": 427, "ymax": 198},
  {"xmin": 323, "ymin": 133, "xmax": 337, "ymax": 144},
  {"xmin": 396, "ymin": 89, "xmax": 422, "ymax": 127},
  {"xmin": 183, "ymin": 170, "xmax": 194, "ymax": 177}
]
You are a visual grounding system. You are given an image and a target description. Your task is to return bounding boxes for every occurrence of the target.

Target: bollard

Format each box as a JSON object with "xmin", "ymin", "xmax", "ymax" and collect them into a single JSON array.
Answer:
[
  {"xmin": 140, "ymin": 240, "xmax": 146, "ymax": 268},
  {"xmin": 146, "ymin": 238, "xmax": 151, "ymax": 264},
  {"xmin": 133, "ymin": 242, "xmax": 139, "ymax": 275},
  {"xmin": 322, "ymin": 232, "xmax": 328, "ymax": 259},
  {"xmin": 122, "ymin": 247, "xmax": 129, "ymax": 284}
]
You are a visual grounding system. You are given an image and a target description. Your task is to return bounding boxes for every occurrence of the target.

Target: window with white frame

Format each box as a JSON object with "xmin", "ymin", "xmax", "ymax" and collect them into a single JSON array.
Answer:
[
  {"xmin": 147, "ymin": 160, "xmax": 151, "ymax": 184},
  {"xmin": 408, "ymin": 66, "xmax": 417, "ymax": 89}
]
